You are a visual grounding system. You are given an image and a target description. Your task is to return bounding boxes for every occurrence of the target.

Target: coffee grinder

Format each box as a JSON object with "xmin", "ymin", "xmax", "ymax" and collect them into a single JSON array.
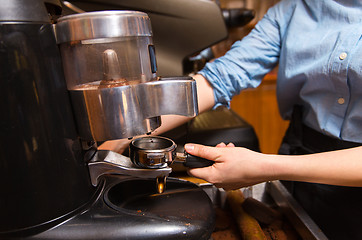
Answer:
[{"xmin": 0, "ymin": 1, "xmax": 214, "ymax": 239}]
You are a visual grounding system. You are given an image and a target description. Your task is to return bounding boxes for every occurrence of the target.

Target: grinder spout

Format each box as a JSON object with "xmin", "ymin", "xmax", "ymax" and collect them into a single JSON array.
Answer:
[{"xmin": 55, "ymin": 11, "xmax": 199, "ymax": 142}]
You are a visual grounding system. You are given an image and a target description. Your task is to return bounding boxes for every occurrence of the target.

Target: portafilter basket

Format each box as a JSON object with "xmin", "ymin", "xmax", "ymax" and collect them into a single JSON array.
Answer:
[{"xmin": 129, "ymin": 136, "xmax": 214, "ymax": 169}]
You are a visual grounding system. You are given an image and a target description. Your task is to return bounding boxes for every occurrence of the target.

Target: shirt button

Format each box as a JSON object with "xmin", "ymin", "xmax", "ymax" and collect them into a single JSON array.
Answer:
[
  {"xmin": 339, "ymin": 52, "xmax": 347, "ymax": 60},
  {"xmin": 338, "ymin": 98, "xmax": 345, "ymax": 104}
]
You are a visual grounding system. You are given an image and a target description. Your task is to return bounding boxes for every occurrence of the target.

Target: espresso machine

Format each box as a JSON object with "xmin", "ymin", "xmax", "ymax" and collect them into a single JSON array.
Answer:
[{"xmin": 0, "ymin": 0, "xmax": 214, "ymax": 239}]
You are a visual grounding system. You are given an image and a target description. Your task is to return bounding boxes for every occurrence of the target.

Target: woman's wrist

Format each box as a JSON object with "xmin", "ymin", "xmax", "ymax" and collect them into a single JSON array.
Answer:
[{"xmin": 262, "ymin": 154, "xmax": 296, "ymax": 182}]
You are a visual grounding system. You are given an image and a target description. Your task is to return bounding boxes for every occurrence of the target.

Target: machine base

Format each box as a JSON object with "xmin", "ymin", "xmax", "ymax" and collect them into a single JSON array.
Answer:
[{"xmin": 27, "ymin": 176, "xmax": 215, "ymax": 240}]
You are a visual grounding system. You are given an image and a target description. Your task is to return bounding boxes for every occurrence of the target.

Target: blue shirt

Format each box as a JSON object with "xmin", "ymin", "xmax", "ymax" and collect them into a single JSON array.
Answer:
[{"xmin": 199, "ymin": 0, "xmax": 362, "ymax": 143}]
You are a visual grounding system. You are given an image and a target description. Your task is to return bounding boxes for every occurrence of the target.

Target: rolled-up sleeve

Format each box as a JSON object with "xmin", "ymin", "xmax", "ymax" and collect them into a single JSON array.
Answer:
[{"xmin": 198, "ymin": 1, "xmax": 289, "ymax": 107}]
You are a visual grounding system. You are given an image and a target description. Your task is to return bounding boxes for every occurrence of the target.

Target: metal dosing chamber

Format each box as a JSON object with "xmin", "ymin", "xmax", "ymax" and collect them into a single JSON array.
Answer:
[{"xmin": 55, "ymin": 11, "xmax": 199, "ymax": 141}]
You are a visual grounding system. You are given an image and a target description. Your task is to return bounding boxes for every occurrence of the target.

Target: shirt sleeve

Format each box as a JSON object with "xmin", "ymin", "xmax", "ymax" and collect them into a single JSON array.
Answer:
[{"xmin": 198, "ymin": 1, "xmax": 291, "ymax": 108}]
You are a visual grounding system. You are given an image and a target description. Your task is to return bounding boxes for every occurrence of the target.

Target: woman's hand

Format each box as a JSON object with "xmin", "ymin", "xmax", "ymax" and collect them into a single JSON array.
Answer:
[
  {"xmin": 185, "ymin": 143, "xmax": 276, "ymax": 190},
  {"xmin": 186, "ymin": 143, "xmax": 362, "ymax": 189}
]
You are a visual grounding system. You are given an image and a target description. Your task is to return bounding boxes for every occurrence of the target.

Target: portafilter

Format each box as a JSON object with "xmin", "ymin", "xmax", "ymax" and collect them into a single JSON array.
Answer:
[
  {"xmin": 129, "ymin": 136, "xmax": 214, "ymax": 193},
  {"xmin": 129, "ymin": 136, "xmax": 213, "ymax": 169}
]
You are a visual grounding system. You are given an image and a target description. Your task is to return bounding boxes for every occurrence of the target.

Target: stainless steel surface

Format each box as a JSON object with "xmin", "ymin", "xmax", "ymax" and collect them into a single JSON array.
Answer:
[
  {"xmin": 266, "ymin": 181, "xmax": 328, "ymax": 240},
  {"xmin": 56, "ymin": 11, "xmax": 199, "ymax": 141},
  {"xmin": 56, "ymin": 10, "xmax": 156, "ymax": 88},
  {"xmin": 70, "ymin": 78, "xmax": 198, "ymax": 141},
  {"xmin": 88, "ymin": 150, "xmax": 172, "ymax": 186},
  {"xmin": 130, "ymin": 136, "xmax": 176, "ymax": 168},
  {"xmin": 55, "ymin": 11, "xmax": 152, "ymax": 43}
]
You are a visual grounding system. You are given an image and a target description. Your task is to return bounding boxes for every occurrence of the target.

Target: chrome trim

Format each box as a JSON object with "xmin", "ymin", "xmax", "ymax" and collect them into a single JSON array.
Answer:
[
  {"xmin": 55, "ymin": 10, "xmax": 152, "ymax": 43},
  {"xmin": 130, "ymin": 136, "xmax": 177, "ymax": 168},
  {"xmin": 70, "ymin": 78, "xmax": 198, "ymax": 141}
]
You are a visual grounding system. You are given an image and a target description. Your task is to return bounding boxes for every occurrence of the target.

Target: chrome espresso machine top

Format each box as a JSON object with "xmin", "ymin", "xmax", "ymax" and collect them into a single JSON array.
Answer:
[{"xmin": 0, "ymin": 0, "xmax": 215, "ymax": 239}]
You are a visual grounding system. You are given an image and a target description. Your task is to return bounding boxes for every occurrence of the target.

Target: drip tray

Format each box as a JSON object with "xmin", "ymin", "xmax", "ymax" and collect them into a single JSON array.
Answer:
[
  {"xmin": 30, "ymin": 176, "xmax": 214, "ymax": 240},
  {"xmin": 104, "ymin": 178, "xmax": 214, "ymax": 223}
]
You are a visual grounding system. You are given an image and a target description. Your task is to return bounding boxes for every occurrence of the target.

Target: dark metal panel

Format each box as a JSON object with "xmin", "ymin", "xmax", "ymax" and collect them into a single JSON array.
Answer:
[{"xmin": 0, "ymin": 22, "xmax": 95, "ymax": 235}]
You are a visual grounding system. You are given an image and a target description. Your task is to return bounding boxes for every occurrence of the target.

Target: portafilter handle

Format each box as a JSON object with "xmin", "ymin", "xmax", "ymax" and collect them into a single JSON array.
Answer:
[{"xmin": 174, "ymin": 152, "xmax": 214, "ymax": 168}]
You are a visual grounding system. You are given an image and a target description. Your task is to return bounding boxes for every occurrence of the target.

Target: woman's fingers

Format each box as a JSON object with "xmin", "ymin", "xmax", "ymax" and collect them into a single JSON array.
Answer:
[
  {"xmin": 216, "ymin": 142, "xmax": 235, "ymax": 148},
  {"xmin": 184, "ymin": 143, "xmax": 221, "ymax": 161},
  {"xmin": 227, "ymin": 142, "xmax": 235, "ymax": 147},
  {"xmin": 216, "ymin": 142, "xmax": 226, "ymax": 147}
]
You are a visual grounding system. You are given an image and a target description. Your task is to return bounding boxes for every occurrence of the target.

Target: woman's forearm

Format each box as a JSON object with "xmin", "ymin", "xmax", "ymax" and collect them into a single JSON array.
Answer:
[
  {"xmin": 269, "ymin": 146, "xmax": 362, "ymax": 187},
  {"xmin": 186, "ymin": 144, "xmax": 362, "ymax": 189}
]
